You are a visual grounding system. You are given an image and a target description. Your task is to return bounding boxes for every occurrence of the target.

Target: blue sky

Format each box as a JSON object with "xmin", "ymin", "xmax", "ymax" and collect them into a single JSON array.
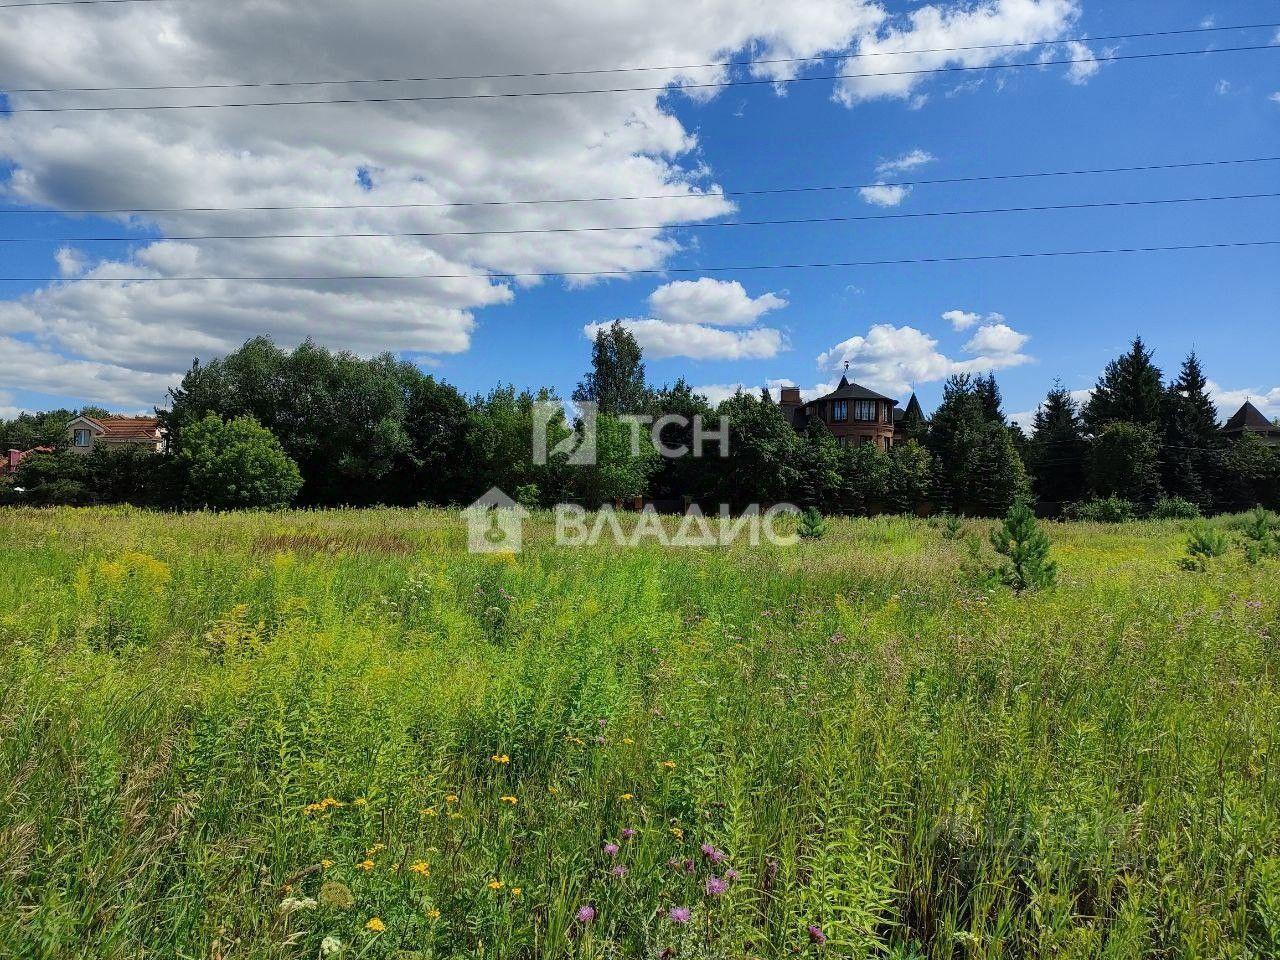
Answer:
[{"xmin": 1, "ymin": 0, "xmax": 1278, "ymax": 425}]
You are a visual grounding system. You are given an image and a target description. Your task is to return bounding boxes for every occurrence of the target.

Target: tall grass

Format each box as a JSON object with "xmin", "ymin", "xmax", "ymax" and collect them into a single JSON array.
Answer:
[{"xmin": 0, "ymin": 507, "xmax": 1276, "ymax": 958}]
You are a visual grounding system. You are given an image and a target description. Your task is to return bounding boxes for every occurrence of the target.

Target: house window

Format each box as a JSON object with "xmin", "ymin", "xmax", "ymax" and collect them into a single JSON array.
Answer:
[
  {"xmin": 854, "ymin": 400, "xmax": 876, "ymax": 421},
  {"xmin": 883, "ymin": 405, "xmax": 892, "ymax": 423},
  {"xmin": 859, "ymin": 435, "xmax": 874, "ymax": 445},
  {"xmin": 73, "ymin": 428, "xmax": 91, "ymax": 447},
  {"xmin": 831, "ymin": 400, "xmax": 848, "ymax": 422}
]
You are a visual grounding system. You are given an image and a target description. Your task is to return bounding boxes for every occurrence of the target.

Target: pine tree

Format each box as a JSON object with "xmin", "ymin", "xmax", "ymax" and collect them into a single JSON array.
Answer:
[
  {"xmin": 1084, "ymin": 336, "xmax": 1165, "ymax": 433},
  {"xmin": 928, "ymin": 375, "xmax": 1028, "ymax": 516},
  {"xmin": 797, "ymin": 506, "xmax": 828, "ymax": 540},
  {"xmin": 1161, "ymin": 352, "xmax": 1223, "ymax": 508},
  {"xmin": 1028, "ymin": 381, "xmax": 1088, "ymax": 512},
  {"xmin": 990, "ymin": 502, "xmax": 1057, "ymax": 593}
]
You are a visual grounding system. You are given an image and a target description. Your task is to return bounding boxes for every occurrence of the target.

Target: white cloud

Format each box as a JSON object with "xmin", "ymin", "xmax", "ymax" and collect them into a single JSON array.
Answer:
[
  {"xmin": 0, "ymin": 0, "xmax": 889, "ymax": 404},
  {"xmin": 859, "ymin": 183, "xmax": 913, "ymax": 207},
  {"xmin": 816, "ymin": 321, "xmax": 1032, "ymax": 395},
  {"xmin": 1207, "ymin": 381, "xmax": 1280, "ymax": 421},
  {"xmin": 647, "ymin": 278, "xmax": 787, "ymax": 326},
  {"xmin": 874, "ymin": 149, "xmax": 936, "ymax": 176},
  {"xmin": 1008, "ymin": 387, "xmax": 1092, "ymax": 431},
  {"xmin": 584, "ymin": 319, "xmax": 785, "ymax": 360},
  {"xmin": 1270, "ymin": 92, "xmax": 1280, "ymax": 104},
  {"xmin": 964, "ymin": 322, "xmax": 1029, "ymax": 356},
  {"xmin": 1216, "ymin": 79, "xmax": 1232, "ymax": 96},
  {"xmin": 693, "ymin": 383, "xmax": 753, "ymax": 406},
  {"xmin": 0, "ymin": 336, "xmax": 177, "ymax": 409},
  {"xmin": 942, "ymin": 308, "xmax": 1005, "ymax": 330},
  {"xmin": 1063, "ymin": 40, "xmax": 1099, "ymax": 84},
  {"xmin": 835, "ymin": 0, "xmax": 1079, "ymax": 105}
]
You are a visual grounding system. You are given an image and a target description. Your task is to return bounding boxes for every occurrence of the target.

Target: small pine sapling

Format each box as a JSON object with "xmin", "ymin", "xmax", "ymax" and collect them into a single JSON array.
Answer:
[
  {"xmin": 1241, "ymin": 508, "xmax": 1279, "ymax": 564},
  {"xmin": 1179, "ymin": 523, "xmax": 1230, "ymax": 571},
  {"xmin": 798, "ymin": 506, "xmax": 828, "ymax": 540},
  {"xmin": 989, "ymin": 503, "xmax": 1057, "ymax": 593}
]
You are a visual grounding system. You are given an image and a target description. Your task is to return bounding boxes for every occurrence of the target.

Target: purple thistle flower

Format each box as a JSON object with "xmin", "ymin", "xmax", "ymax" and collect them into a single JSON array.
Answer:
[
  {"xmin": 603, "ymin": 842, "xmax": 620, "ymax": 857},
  {"xmin": 666, "ymin": 857, "xmax": 681, "ymax": 871},
  {"xmin": 621, "ymin": 827, "xmax": 637, "ymax": 839},
  {"xmin": 610, "ymin": 864, "xmax": 629, "ymax": 878},
  {"xmin": 705, "ymin": 875, "xmax": 728, "ymax": 896},
  {"xmin": 667, "ymin": 906, "xmax": 691, "ymax": 924},
  {"xmin": 700, "ymin": 843, "xmax": 726, "ymax": 864},
  {"xmin": 682, "ymin": 858, "xmax": 696, "ymax": 874},
  {"xmin": 575, "ymin": 905, "xmax": 596, "ymax": 924},
  {"xmin": 808, "ymin": 924, "xmax": 826, "ymax": 945},
  {"xmin": 724, "ymin": 868, "xmax": 740, "ymax": 882}
]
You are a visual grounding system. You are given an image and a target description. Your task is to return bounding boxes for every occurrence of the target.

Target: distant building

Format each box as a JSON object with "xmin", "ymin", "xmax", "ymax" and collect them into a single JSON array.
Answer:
[
  {"xmin": 66, "ymin": 415, "xmax": 166, "ymax": 455},
  {"xmin": 1221, "ymin": 401, "xmax": 1280, "ymax": 447},
  {"xmin": 778, "ymin": 376, "xmax": 900, "ymax": 450},
  {"xmin": 2, "ymin": 446, "xmax": 53, "ymax": 476}
]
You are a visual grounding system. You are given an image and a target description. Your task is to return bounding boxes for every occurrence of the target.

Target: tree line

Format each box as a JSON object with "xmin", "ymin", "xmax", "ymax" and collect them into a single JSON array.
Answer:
[{"xmin": 2, "ymin": 328, "xmax": 1276, "ymax": 515}]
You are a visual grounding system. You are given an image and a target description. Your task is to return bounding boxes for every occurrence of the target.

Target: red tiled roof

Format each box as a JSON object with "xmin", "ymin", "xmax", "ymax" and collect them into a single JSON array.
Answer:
[{"xmin": 92, "ymin": 416, "xmax": 162, "ymax": 441}]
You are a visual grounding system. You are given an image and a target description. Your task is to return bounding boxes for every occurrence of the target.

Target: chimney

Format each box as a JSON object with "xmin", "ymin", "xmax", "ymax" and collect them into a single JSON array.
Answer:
[{"xmin": 779, "ymin": 386, "xmax": 802, "ymax": 407}]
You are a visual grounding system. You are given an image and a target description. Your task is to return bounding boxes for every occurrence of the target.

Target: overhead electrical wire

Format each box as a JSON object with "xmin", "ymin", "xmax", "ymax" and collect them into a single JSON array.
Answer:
[
  {"xmin": 3, "ymin": 20, "xmax": 1276, "ymax": 93},
  {"xmin": 2, "ymin": 156, "xmax": 1275, "ymax": 217},
  {"xmin": 3, "ymin": 44, "xmax": 1276, "ymax": 112},
  {"xmin": 1, "ymin": 239, "xmax": 1274, "ymax": 283},
  {"xmin": 1, "ymin": 192, "xmax": 1275, "ymax": 244}
]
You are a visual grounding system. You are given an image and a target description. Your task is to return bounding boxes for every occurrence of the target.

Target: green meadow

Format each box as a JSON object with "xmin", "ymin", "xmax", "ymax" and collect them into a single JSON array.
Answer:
[{"xmin": 0, "ymin": 507, "xmax": 1277, "ymax": 959}]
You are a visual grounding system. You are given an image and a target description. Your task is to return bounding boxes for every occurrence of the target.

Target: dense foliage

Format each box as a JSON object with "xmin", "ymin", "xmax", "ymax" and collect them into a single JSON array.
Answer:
[
  {"xmin": 3, "ymin": 333, "xmax": 1276, "ymax": 517},
  {"xmin": 0, "ymin": 508, "xmax": 1276, "ymax": 957}
]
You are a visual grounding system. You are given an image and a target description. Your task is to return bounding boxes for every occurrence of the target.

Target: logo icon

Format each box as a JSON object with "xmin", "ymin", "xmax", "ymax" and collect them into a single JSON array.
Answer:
[
  {"xmin": 533, "ymin": 400, "xmax": 597, "ymax": 466},
  {"xmin": 464, "ymin": 487, "xmax": 530, "ymax": 554}
]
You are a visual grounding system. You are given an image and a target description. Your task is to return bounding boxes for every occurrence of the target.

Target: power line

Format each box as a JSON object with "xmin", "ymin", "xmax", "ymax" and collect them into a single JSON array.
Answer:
[
  {"xmin": 4, "ymin": 239, "xmax": 1274, "ymax": 283},
  {"xmin": 5, "ymin": 44, "xmax": 1275, "ymax": 113},
  {"xmin": 0, "ymin": 0, "xmax": 172, "ymax": 7},
  {"xmin": 5, "ymin": 20, "xmax": 1276, "ymax": 93},
  {"xmin": 4, "ymin": 192, "xmax": 1275, "ymax": 244},
  {"xmin": 3, "ymin": 156, "xmax": 1275, "ymax": 217}
]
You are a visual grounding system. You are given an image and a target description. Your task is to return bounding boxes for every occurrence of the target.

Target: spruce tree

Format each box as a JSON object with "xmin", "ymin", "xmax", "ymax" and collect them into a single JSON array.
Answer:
[
  {"xmin": 1083, "ymin": 336, "xmax": 1165, "ymax": 433},
  {"xmin": 990, "ymin": 502, "xmax": 1057, "ymax": 593},
  {"xmin": 1028, "ymin": 382, "xmax": 1088, "ymax": 512},
  {"xmin": 1161, "ymin": 352, "xmax": 1223, "ymax": 508}
]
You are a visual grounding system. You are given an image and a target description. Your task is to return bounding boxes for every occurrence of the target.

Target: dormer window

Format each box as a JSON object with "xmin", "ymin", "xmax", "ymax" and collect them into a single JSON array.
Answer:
[{"xmin": 73, "ymin": 428, "xmax": 91, "ymax": 447}]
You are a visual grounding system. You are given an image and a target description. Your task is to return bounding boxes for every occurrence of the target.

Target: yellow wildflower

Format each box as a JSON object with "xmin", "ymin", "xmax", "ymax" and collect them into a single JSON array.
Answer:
[
  {"xmin": 449, "ymin": 812, "xmax": 463, "ymax": 820},
  {"xmin": 618, "ymin": 793, "xmax": 634, "ymax": 801},
  {"xmin": 409, "ymin": 860, "xmax": 431, "ymax": 876},
  {"xmin": 445, "ymin": 794, "xmax": 459, "ymax": 803},
  {"xmin": 367, "ymin": 843, "xmax": 386, "ymax": 854},
  {"xmin": 487, "ymin": 880, "xmax": 504, "ymax": 891},
  {"xmin": 364, "ymin": 917, "xmax": 385, "ymax": 933},
  {"xmin": 622, "ymin": 738, "xmax": 635, "ymax": 745},
  {"xmin": 547, "ymin": 786, "xmax": 559, "ymax": 794},
  {"xmin": 491, "ymin": 754, "xmax": 510, "ymax": 764},
  {"xmin": 420, "ymin": 807, "xmax": 437, "ymax": 817},
  {"xmin": 660, "ymin": 760, "xmax": 676, "ymax": 770},
  {"xmin": 669, "ymin": 827, "xmax": 684, "ymax": 840},
  {"xmin": 352, "ymin": 797, "xmax": 369, "ymax": 808},
  {"xmin": 321, "ymin": 859, "xmax": 334, "ymax": 869},
  {"xmin": 427, "ymin": 908, "xmax": 441, "ymax": 920},
  {"xmin": 500, "ymin": 795, "xmax": 518, "ymax": 805},
  {"xmin": 357, "ymin": 859, "xmax": 375, "ymax": 872},
  {"xmin": 510, "ymin": 887, "xmax": 522, "ymax": 897}
]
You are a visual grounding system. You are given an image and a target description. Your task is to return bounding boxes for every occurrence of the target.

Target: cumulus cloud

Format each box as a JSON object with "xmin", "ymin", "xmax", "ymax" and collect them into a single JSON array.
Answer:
[
  {"xmin": 816, "ymin": 321, "xmax": 1032, "ymax": 394},
  {"xmin": 692, "ymin": 383, "xmax": 753, "ymax": 406},
  {"xmin": 1208, "ymin": 381, "xmax": 1280, "ymax": 421},
  {"xmin": 942, "ymin": 308, "xmax": 1005, "ymax": 330},
  {"xmin": 647, "ymin": 278, "xmax": 787, "ymax": 326},
  {"xmin": 0, "ymin": 0, "xmax": 889, "ymax": 404},
  {"xmin": 584, "ymin": 319, "xmax": 785, "ymax": 360},
  {"xmin": 1008, "ymin": 386, "xmax": 1092, "ymax": 431},
  {"xmin": 0, "ymin": 336, "xmax": 177, "ymax": 409},
  {"xmin": 835, "ymin": 0, "xmax": 1079, "ymax": 105},
  {"xmin": 1270, "ymin": 92, "xmax": 1280, "ymax": 104},
  {"xmin": 859, "ymin": 183, "xmax": 913, "ymax": 207}
]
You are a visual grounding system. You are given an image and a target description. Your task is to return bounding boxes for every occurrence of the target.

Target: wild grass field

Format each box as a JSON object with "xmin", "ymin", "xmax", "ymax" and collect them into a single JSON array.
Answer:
[{"xmin": 0, "ymin": 507, "xmax": 1276, "ymax": 960}]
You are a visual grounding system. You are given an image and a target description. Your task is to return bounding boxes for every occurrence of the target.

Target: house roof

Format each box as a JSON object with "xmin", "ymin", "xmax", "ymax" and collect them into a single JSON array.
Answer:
[
  {"xmin": 73, "ymin": 415, "xmax": 163, "ymax": 440},
  {"xmin": 1222, "ymin": 401, "xmax": 1278, "ymax": 434},
  {"xmin": 809, "ymin": 376, "xmax": 898, "ymax": 406}
]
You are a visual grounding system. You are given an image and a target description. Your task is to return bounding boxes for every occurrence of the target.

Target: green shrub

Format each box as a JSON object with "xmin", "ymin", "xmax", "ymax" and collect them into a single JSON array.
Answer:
[
  {"xmin": 990, "ymin": 502, "xmax": 1057, "ymax": 593},
  {"xmin": 1065, "ymin": 497, "xmax": 1137, "ymax": 523},
  {"xmin": 797, "ymin": 506, "xmax": 827, "ymax": 540},
  {"xmin": 178, "ymin": 414, "xmax": 303, "ymax": 510},
  {"xmin": 1179, "ymin": 524, "xmax": 1230, "ymax": 571},
  {"xmin": 1241, "ymin": 508, "xmax": 1279, "ymax": 564},
  {"xmin": 1150, "ymin": 496, "xmax": 1201, "ymax": 520}
]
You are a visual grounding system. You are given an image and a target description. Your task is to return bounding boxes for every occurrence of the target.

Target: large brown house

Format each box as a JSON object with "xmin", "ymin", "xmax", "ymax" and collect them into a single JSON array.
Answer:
[
  {"xmin": 779, "ymin": 377, "xmax": 900, "ymax": 450},
  {"xmin": 66, "ymin": 415, "xmax": 166, "ymax": 455}
]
